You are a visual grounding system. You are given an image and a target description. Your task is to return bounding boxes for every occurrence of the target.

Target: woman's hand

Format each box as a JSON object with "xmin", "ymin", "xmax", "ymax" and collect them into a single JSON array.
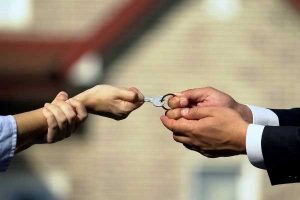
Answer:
[{"xmin": 73, "ymin": 85, "xmax": 144, "ymax": 120}]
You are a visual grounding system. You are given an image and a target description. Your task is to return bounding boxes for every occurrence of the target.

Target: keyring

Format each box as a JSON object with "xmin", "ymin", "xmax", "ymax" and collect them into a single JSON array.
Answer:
[{"xmin": 161, "ymin": 93, "xmax": 176, "ymax": 110}]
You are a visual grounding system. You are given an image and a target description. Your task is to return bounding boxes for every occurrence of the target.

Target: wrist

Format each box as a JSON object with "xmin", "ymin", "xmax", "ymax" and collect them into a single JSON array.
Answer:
[
  {"xmin": 235, "ymin": 103, "xmax": 253, "ymax": 123},
  {"xmin": 14, "ymin": 108, "xmax": 47, "ymax": 152},
  {"xmin": 72, "ymin": 88, "xmax": 94, "ymax": 112},
  {"xmin": 236, "ymin": 121, "xmax": 249, "ymax": 154}
]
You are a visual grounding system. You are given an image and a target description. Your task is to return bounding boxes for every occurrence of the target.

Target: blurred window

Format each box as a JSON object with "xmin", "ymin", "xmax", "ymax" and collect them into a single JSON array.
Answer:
[
  {"xmin": 0, "ymin": 0, "xmax": 32, "ymax": 30},
  {"xmin": 191, "ymin": 166, "xmax": 239, "ymax": 200}
]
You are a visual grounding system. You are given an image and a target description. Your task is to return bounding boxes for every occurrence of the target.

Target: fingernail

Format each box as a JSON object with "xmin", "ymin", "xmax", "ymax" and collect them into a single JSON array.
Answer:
[
  {"xmin": 44, "ymin": 103, "xmax": 50, "ymax": 107},
  {"xmin": 59, "ymin": 91, "xmax": 68, "ymax": 97},
  {"xmin": 181, "ymin": 108, "xmax": 189, "ymax": 116}
]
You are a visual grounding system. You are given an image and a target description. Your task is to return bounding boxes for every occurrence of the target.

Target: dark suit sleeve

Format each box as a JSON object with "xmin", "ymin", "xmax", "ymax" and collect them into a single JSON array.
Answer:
[
  {"xmin": 262, "ymin": 126, "xmax": 300, "ymax": 185},
  {"xmin": 271, "ymin": 108, "xmax": 300, "ymax": 126}
]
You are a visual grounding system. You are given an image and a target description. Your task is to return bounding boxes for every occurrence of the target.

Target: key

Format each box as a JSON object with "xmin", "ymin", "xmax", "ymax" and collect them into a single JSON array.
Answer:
[
  {"xmin": 144, "ymin": 96, "xmax": 164, "ymax": 107},
  {"xmin": 144, "ymin": 93, "xmax": 176, "ymax": 110}
]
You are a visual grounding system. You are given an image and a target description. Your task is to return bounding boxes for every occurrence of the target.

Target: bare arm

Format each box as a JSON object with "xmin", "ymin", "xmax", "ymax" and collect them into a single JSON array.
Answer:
[
  {"xmin": 13, "ymin": 92, "xmax": 87, "ymax": 154},
  {"xmin": 14, "ymin": 108, "xmax": 47, "ymax": 153},
  {"xmin": 12, "ymin": 85, "xmax": 144, "ymax": 154}
]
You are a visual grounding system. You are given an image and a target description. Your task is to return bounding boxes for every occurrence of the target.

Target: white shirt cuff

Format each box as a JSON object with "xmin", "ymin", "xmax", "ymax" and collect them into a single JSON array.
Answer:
[
  {"xmin": 246, "ymin": 124, "xmax": 266, "ymax": 169},
  {"xmin": 247, "ymin": 105, "xmax": 279, "ymax": 126}
]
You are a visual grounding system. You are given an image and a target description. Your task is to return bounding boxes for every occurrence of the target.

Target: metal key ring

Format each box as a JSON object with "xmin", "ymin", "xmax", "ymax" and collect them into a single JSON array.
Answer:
[{"xmin": 161, "ymin": 93, "xmax": 176, "ymax": 110}]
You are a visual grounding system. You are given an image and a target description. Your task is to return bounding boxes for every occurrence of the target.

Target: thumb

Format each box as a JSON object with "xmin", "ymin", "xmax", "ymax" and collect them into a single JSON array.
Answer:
[
  {"xmin": 181, "ymin": 88, "xmax": 207, "ymax": 101},
  {"xmin": 181, "ymin": 107, "xmax": 214, "ymax": 120},
  {"xmin": 118, "ymin": 89, "xmax": 139, "ymax": 102},
  {"xmin": 52, "ymin": 91, "xmax": 68, "ymax": 103},
  {"xmin": 128, "ymin": 87, "xmax": 144, "ymax": 102}
]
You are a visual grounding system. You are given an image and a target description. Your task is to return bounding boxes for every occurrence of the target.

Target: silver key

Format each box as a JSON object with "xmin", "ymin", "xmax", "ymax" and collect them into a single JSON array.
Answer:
[
  {"xmin": 144, "ymin": 96, "xmax": 165, "ymax": 107},
  {"xmin": 144, "ymin": 93, "xmax": 175, "ymax": 110}
]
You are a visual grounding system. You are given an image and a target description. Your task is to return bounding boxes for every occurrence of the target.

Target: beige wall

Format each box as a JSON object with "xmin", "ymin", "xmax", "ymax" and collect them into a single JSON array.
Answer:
[
  {"xmin": 30, "ymin": 0, "xmax": 130, "ymax": 37},
  {"xmin": 15, "ymin": 0, "xmax": 300, "ymax": 199}
]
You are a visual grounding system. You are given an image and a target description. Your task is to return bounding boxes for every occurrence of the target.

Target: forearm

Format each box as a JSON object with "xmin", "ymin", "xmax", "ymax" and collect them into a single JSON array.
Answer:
[{"xmin": 13, "ymin": 108, "xmax": 47, "ymax": 153}]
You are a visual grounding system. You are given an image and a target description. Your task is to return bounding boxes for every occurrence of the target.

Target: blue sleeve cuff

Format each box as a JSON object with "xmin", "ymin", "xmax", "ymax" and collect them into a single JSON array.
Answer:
[{"xmin": 0, "ymin": 115, "xmax": 17, "ymax": 172}]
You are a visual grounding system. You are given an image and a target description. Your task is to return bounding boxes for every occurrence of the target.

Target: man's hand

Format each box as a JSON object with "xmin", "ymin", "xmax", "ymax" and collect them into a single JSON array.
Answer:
[
  {"xmin": 161, "ymin": 107, "xmax": 249, "ymax": 158},
  {"xmin": 73, "ymin": 85, "xmax": 144, "ymax": 120},
  {"xmin": 169, "ymin": 87, "xmax": 253, "ymax": 123}
]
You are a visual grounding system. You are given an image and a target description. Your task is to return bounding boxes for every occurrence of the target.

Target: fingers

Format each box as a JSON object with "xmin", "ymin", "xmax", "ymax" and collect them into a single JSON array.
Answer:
[
  {"xmin": 119, "ymin": 101, "xmax": 140, "ymax": 117},
  {"xmin": 166, "ymin": 107, "xmax": 215, "ymax": 120},
  {"xmin": 117, "ymin": 89, "xmax": 139, "ymax": 102},
  {"xmin": 44, "ymin": 103, "xmax": 69, "ymax": 136},
  {"xmin": 168, "ymin": 95, "xmax": 188, "ymax": 109},
  {"xmin": 183, "ymin": 144, "xmax": 199, "ymax": 151},
  {"xmin": 181, "ymin": 87, "xmax": 212, "ymax": 101},
  {"xmin": 160, "ymin": 115, "xmax": 193, "ymax": 134},
  {"xmin": 173, "ymin": 134, "xmax": 192, "ymax": 145},
  {"xmin": 68, "ymin": 98, "xmax": 88, "ymax": 122},
  {"xmin": 128, "ymin": 87, "xmax": 144, "ymax": 102},
  {"xmin": 165, "ymin": 108, "xmax": 182, "ymax": 120},
  {"xmin": 116, "ymin": 87, "xmax": 144, "ymax": 117},
  {"xmin": 180, "ymin": 107, "xmax": 214, "ymax": 120},
  {"xmin": 55, "ymin": 101, "xmax": 77, "ymax": 125},
  {"xmin": 52, "ymin": 91, "xmax": 68, "ymax": 103},
  {"xmin": 42, "ymin": 91, "xmax": 90, "ymax": 143},
  {"xmin": 42, "ymin": 106, "xmax": 60, "ymax": 143}
]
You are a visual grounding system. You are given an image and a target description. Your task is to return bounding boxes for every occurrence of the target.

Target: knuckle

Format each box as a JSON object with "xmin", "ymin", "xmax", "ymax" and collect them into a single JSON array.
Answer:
[
  {"xmin": 193, "ymin": 107, "xmax": 201, "ymax": 114},
  {"xmin": 53, "ymin": 100, "xmax": 64, "ymax": 106},
  {"xmin": 79, "ymin": 112, "xmax": 88, "ymax": 121},
  {"xmin": 48, "ymin": 139, "xmax": 55, "ymax": 144},
  {"xmin": 120, "ymin": 104, "xmax": 132, "ymax": 114},
  {"xmin": 60, "ymin": 117, "xmax": 68, "ymax": 125},
  {"xmin": 46, "ymin": 111, "xmax": 55, "ymax": 120},
  {"xmin": 49, "ymin": 123, "xmax": 58, "ymax": 130},
  {"xmin": 47, "ymin": 135, "xmax": 55, "ymax": 144},
  {"xmin": 48, "ymin": 119, "xmax": 58, "ymax": 129},
  {"xmin": 71, "ymin": 99, "xmax": 80, "ymax": 106},
  {"xmin": 69, "ymin": 113, "xmax": 77, "ymax": 120},
  {"xmin": 82, "ymin": 113, "xmax": 88, "ymax": 120},
  {"xmin": 206, "ymin": 86, "xmax": 215, "ymax": 91}
]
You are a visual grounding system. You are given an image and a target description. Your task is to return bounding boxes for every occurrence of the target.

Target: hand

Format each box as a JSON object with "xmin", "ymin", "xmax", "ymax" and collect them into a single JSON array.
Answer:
[
  {"xmin": 161, "ymin": 107, "xmax": 249, "ymax": 158},
  {"xmin": 168, "ymin": 87, "xmax": 253, "ymax": 123},
  {"xmin": 41, "ymin": 91, "xmax": 88, "ymax": 143},
  {"xmin": 73, "ymin": 85, "xmax": 144, "ymax": 120}
]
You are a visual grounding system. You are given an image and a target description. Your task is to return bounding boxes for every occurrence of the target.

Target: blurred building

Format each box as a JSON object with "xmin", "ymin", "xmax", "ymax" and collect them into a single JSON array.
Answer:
[{"xmin": 1, "ymin": 0, "xmax": 300, "ymax": 200}]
